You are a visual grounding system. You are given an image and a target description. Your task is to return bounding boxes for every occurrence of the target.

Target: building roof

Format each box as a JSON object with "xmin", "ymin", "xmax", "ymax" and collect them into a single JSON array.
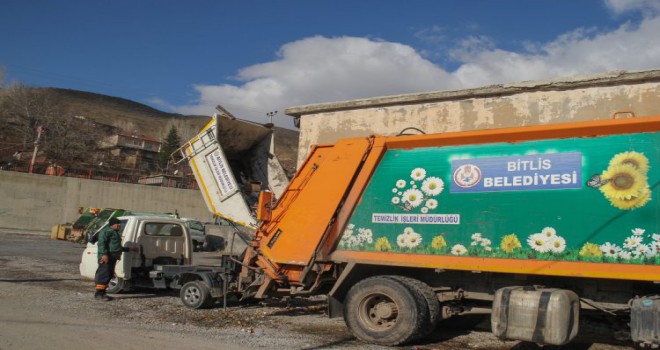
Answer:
[{"xmin": 285, "ymin": 69, "xmax": 660, "ymax": 117}]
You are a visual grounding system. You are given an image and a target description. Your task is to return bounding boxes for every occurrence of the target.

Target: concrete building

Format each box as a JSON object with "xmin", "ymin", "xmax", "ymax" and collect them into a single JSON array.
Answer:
[
  {"xmin": 99, "ymin": 130, "xmax": 162, "ymax": 170},
  {"xmin": 286, "ymin": 69, "xmax": 660, "ymax": 166}
]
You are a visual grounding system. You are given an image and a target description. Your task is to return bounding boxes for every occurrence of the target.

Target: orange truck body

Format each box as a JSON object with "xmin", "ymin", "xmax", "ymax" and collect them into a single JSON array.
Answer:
[{"xmin": 251, "ymin": 115, "xmax": 660, "ymax": 285}]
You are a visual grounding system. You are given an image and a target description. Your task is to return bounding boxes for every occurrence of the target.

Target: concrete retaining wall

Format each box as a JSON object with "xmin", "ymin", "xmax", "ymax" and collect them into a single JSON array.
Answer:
[{"xmin": 0, "ymin": 170, "xmax": 212, "ymax": 232}]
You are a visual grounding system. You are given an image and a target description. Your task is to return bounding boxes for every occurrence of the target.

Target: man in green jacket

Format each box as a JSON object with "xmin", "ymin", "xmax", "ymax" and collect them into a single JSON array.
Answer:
[{"xmin": 94, "ymin": 217, "xmax": 123, "ymax": 301}]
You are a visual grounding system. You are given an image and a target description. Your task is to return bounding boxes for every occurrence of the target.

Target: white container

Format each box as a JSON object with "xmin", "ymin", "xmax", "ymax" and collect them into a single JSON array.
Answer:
[
  {"xmin": 630, "ymin": 297, "xmax": 660, "ymax": 347},
  {"xmin": 491, "ymin": 287, "xmax": 579, "ymax": 345}
]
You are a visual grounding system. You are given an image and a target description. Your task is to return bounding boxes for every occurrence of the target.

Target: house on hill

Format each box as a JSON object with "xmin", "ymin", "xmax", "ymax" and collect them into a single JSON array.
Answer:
[{"xmin": 99, "ymin": 130, "xmax": 162, "ymax": 171}]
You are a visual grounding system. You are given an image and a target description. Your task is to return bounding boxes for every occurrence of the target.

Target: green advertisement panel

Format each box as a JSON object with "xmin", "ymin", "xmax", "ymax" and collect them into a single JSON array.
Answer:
[{"xmin": 338, "ymin": 132, "xmax": 660, "ymax": 265}]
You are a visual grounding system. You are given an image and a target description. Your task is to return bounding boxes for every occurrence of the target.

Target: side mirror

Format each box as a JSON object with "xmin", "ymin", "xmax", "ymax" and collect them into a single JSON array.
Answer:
[{"xmin": 256, "ymin": 191, "xmax": 274, "ymax": 222}]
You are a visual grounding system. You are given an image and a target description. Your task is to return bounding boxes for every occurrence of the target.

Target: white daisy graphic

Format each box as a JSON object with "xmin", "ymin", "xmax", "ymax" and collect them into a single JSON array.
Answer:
[
  {"xmin": 421, "ymin": 176, "xmax": 444, "ymax": 196},
  {"xmin": 635, "ymin": 244, "xmax": 653, "ymax": 258},
  {"xmin": 392, "ymin": 188, "xmax": 398, "ymax": 193},
  {"xmin": 396, "ymin": 234, "xmax": 408, "ymax": 248},
  {"xmin": 600, "ymin": 242, "xmax": 621, "ymax": 258},
  {"xmin": 652, "ymin": 241, "xmax": 660, "ymax": 255},
  {"xmin": 618, "ymin": 251, "xmax": 632, "ymax": 260},
  {"xmin": 541, "ymin": 227, "xmax": 556, "ymax": 238},
  {"xmin": 632, "ymin": 228, "xmax": 645, "ymax": 236},
  {"xmin": 471, "ymin": 233, "xmax": 483, "ymax": 241},
  {"xmin": 425, "ymin": 199, "xmax": 438, "ymax": 210},
  {"xmin": 396, "ymin": 179, "xmax": 407, "ymax": 188},
  {"xmin": 411, "ymin": 168, "xmax": 427, "ymax": 181},
  {"xmin": 391, "ymin": 197, "xmax": 400, "ymax": 204},
  {"xmin": 527, "ymin": 233, "xmax": 550, "ymax": 253},
  {"xmin": 451, "ymin": 244, "xmax": 467, "ymax": 256},
  {"xmin": 548, "ymin": 236, "xmax": 566, "ymax": 254},
  {"xmin": 407, "ymin": 232, "xmax": 422, "ymax": 248},
  {"xmin": 421, "ymin": 207, "xmax": 429, "ymax": 214},
  {"xmin": 342, "ymin": 228, "xmax": 353, "ymax": 238},
  {"xmin": 402, "ymin": 188, "xmax": 424, "ymax": 208},
  {"xmin": 481, "ymin": 238, "xmax": 492, "ymax": 247},
  {"xmin": 652, "ymin": 233, "xmax": 660, "ymax": 241},
  {"xmin": 623, "ymin": 235, "xmax": 643, "ymax": 250},
  {"xmin": 403, "ymin": 227, "xmax": 415, "ymax": 235}
]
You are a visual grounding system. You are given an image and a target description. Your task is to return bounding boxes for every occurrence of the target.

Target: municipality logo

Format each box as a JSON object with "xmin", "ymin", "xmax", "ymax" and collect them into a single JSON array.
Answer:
[{"xmin": 453, "ymin": 164, "xmax": 482, "ymax": 188}]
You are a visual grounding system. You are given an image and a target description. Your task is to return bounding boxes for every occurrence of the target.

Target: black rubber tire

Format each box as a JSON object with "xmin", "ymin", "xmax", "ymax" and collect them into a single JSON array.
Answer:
[
  {"xmin": 343, "ymin": 276, "xmax": 427, "ymax": 346},
  {"xmin": 106, "ymin": 277, "xmax": 125, "ymax": 294},
  {"xmin": 385, "ymin": 276, "xmax": 440, "ymax": 337},
  {"xmin": 180, "ymin": 281, "xmax": 214, "ymax": 309}
]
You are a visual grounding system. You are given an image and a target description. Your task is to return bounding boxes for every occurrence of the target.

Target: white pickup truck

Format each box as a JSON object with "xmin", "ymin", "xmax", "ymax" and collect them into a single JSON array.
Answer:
[{"xmin": 79, "ymin": 215, "xmax": 239, "ymax": 308}]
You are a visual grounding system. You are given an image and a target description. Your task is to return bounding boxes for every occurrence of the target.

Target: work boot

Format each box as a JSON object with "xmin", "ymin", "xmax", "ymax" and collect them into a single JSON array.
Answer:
[{"xmin": 94, "ymin": 292, "xmax": 112, "ymax": 301}]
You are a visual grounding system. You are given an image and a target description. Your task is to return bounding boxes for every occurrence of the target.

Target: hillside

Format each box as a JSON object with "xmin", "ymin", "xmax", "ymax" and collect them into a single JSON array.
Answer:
[
  {"xmin": 0, "ymin": 87, "xmax": 300, "ymax": 172},
  {"xmin": 44, "ymin": 88, "xmax": 212, "ymax": 142}
]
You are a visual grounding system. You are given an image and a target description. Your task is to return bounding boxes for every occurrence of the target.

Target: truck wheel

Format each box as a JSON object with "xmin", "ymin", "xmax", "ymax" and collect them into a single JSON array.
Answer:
[
  {"xmin": 344, "ymin": 276, "xmax": 427, "ymax": 346},
  {"xmin": 106, "ymin": 277, "xmax": 125, "ymax": 294},
  {"xmin": 180, "ymin": 281, "xmax": 213, "ymax": 309},
  {"xmin": 385, "ymin": 276, "xmax": 440, "ymax": 337}
]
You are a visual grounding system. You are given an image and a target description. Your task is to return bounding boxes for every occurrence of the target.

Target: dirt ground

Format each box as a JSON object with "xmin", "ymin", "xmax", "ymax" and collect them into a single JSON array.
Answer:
[{"xmin": 0, "ymin": 232, "xmax": 636, "ymax": 350}]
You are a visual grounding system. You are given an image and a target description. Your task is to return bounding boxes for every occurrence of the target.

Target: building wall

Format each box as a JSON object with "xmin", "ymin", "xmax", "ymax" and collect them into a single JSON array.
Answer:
[
  {"xmin": 0, "ymin": 171, "xmax": 212, "ymax": 233},
  {"xmin": 287, "ymin": 70, "xmax": 660, "ymax": 166}
]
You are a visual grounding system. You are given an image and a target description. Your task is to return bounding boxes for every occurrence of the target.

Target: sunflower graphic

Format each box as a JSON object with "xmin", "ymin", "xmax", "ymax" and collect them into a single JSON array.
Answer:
[
  {"xmin": 500, "ymin": 234, "xmax": 522, "ymax": 254},
  {"xmin": 609, "ymin": 151, "xmax": 649, "ymax": 173},
  {"xmin": 610, "ymin": 187, "xmax": 652, "ymax": 210},
  {"xmin": 590, "ymin": 151, "xmax": 652, "ymax": 210},
  {"xmin": 599, "ymin": 164, "xmax": 647, "ymax": 200}
]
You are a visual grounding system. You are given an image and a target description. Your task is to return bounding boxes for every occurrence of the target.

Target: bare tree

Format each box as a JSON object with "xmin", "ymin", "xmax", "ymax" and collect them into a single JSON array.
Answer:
[{"xmin": 0, "ymin": 83, "xmax": 103, "ymax": 170}]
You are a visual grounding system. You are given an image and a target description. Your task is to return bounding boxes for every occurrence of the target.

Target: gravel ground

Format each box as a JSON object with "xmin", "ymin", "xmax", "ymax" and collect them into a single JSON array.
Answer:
[{"xmin": 0, "ymin": 232, "xmax": 636, "ymax": 350}]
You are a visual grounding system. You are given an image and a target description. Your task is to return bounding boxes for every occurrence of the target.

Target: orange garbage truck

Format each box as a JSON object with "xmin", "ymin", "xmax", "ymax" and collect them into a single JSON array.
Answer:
[{"xmin": 182, "ymin": 114, "xmax": 660, "ymax": 347}]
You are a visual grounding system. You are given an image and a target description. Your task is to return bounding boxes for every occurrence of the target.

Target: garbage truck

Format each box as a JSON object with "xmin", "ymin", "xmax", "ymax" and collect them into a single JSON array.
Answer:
[{"xmin": 180, "ymin": 113, "xmax": 660, "ymax": 347}]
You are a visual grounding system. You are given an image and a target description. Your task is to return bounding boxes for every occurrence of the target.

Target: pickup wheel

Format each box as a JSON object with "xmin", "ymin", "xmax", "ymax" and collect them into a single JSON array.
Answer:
[
  {"xmin": 106, "ymin": 277, "xmax": 125, "ymax": 294},
  {"xmin": 180, "ymin": 281, "xmax": 213, "ymax": 309},
  {"xmin": 344, "ymin": 276, "xmax": 426, "ymax": 346}
]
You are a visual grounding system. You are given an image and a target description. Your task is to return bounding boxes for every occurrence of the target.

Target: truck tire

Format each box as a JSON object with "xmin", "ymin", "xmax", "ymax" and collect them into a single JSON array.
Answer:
[
  {"xmin": 344, "ymin": 276, "xmax": 427, "ymax": 346},
  {"xmin": 180, "ymin": 281, "xmax": 214, "ymax": 309},
  {"xmin": 106, "ymin": 277, "xmax": 125, "ymax": 294},
  {"xmin": 384, "ymin": 276, "xmax": 440, "ymax": 337}
]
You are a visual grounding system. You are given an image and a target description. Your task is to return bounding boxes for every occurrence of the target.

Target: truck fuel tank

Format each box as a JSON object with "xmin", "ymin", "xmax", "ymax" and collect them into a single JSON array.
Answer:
[{"xmin": 491, "ymin": 287, "xmax": 579, "ymax": 345}]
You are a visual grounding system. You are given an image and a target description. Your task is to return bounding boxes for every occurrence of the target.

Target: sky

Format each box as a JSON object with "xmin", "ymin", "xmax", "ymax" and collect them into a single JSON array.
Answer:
[{"xmin": 1, "ymin": 0, "xmax": 660, "ymax": 128}]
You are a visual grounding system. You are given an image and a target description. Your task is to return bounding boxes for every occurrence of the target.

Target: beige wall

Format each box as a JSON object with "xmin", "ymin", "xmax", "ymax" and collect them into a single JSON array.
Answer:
[
  {"xmin": 0, "ymin": 171, "xmax": 212, "ymax": 232},
  {"xmin": 287, "ymin": 70, "xmax": 660, "ymax": 166}
]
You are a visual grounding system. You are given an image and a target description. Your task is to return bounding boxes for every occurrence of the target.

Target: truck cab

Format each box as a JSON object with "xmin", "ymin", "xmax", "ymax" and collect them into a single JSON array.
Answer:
[{"xmin": 79, "ymin": 216, "xmax": 192, "ymax": 292}]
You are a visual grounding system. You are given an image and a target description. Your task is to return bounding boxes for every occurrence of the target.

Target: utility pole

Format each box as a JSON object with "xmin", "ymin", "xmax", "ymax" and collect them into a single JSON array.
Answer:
[
  {"xmin": 28, "ymin": 125, "xmax": 43, "ymax": 174},
  {"xmin": 266, "ymin": 111, "xmax": 278, "ymax": 125}
]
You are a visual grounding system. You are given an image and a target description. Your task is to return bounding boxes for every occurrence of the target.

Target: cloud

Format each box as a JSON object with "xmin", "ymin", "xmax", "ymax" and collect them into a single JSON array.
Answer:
[
  {"xmin": 167, "ymin": 12, "xmax": 660, "ymax": 128},
  {"xmin": 452, "ymin": 16, "xmax": 660, "ymax": 87},
  {"xmin": 171, "ymin": 36, "xmax": 454, "ymax": 126},
  {"xmin": 604, "ymin": 0, "xmax": 660, "ymax": 15}
]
